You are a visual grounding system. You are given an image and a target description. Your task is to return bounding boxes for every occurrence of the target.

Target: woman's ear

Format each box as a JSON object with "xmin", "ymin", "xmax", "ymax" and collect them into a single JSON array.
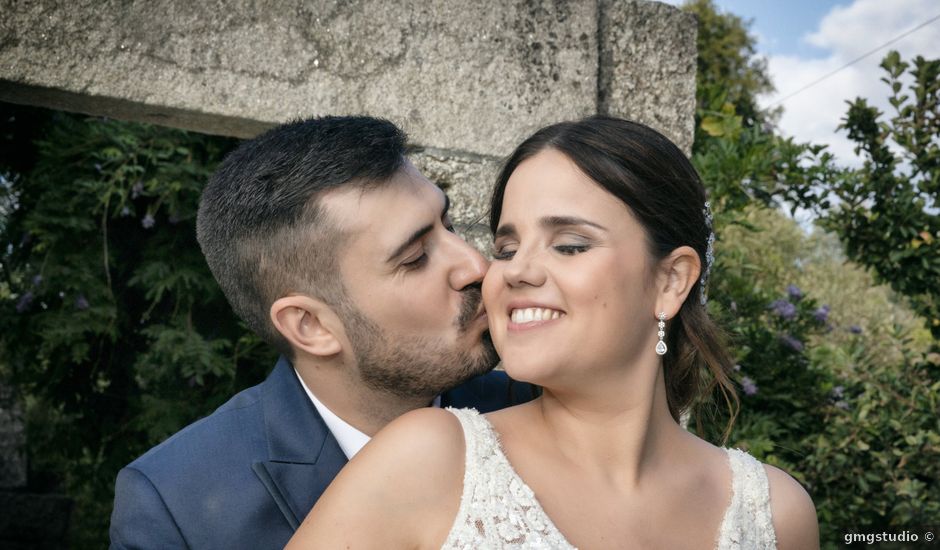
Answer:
[
  {"xmin": 654, "ymin": 246, "xmax": 702, "ymax": 318},
  {"xmin": 270, "ymin": 295, "xmax": 345, "ymax": 358}
]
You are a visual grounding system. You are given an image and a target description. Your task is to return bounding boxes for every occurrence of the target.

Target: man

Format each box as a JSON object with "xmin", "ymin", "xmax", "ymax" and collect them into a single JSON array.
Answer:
[{"xmin": 109, "ymin": 116, "xmax": 533, "ymax": 549}]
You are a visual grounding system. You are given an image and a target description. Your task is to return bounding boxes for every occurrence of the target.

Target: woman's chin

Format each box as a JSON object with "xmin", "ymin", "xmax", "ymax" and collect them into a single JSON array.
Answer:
[{"xmin": 500, "ymin": 357, "xmax": 557, "ymax": 387}]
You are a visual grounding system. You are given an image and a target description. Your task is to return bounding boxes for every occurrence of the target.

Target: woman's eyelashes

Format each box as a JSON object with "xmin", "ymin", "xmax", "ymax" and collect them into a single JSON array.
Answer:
[
  {"xmin": 493, "ymin": 247, "xmax": 516, "ymax": 261},
  {"xmin": 492, "ymin": 241, "xmax": 591, "ymax": 260},
  {"xmin": 554, "ymin": 243, "xmax": 590, "ymax": 255}
]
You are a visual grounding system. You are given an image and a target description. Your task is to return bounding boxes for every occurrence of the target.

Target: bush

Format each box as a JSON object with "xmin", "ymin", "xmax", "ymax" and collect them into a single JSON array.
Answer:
[
  {"xmin": 692, "ymin": 202, "xmax": 940, "ymax": 547},
  {"xmin": 0, "ymin": 106, "xmax": 275, "ymax": 546}
]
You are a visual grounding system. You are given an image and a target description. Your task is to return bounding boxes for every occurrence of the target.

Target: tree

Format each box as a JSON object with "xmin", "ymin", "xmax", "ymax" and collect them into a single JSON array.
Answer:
[
  {"xmin": 789, "ymin": 52, "xmax": 940, "ymax": 338},
  {"xmin": 682, "ymin": 0, "xmax": 776, "ymax": 149}
]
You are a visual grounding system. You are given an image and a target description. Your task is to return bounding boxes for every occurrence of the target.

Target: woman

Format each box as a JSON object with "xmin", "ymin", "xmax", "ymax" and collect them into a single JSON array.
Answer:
[{"xmin": 286, "ymin": 117, "xmax": 819, "ymax": 549}]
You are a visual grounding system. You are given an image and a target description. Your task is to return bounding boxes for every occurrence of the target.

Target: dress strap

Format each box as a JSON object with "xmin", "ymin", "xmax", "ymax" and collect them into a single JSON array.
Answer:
[{"xmin": 716, "ymin": 448, "xmax": 778, "ymax": 549}]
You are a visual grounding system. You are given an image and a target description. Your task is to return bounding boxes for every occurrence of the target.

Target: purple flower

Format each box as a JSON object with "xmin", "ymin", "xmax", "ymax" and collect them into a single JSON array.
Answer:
[
  {"xmin": 849, "ymin": 325, "xmax": 863, "ymax": 334},
  {"xmin": 131, "ymin": 181, "xmax": 144, "ymax": 199},
  {"xmin": 779, "ymin": 333, "xmax": 804, "ymax": 352},
  {"xmin": 141, "ymin": 214, "xmax": 155, "ymax": 229},
  {"xmin": 813, "ymin": 304, "xmax": 830, "ymax": 323},
  {"xmin": 769, "ymin": 299, "xmax": 797, "ymax": 320},
  {"xmin": 786, "ymin": 284, "xmax": 804, "ymax": 301},
  {"xmin": 75, "ymin": 294, "xmax": 89, "ymax": 310},
  {"xmin": 834, "ymin": 400, "xmax": 850, "ymax": 410},
  {"xmin": 741, "ymin": 376, "xmax": 758, "ymax": 396},
  {"xmin": 31, "ymin": 274, "xmax": 43, "ymax": 287},
  {"xmin": 832, "ymin": 385, "xmax": 844, "ymax": 399},
  {"xmin": 15, "ymin": 291, "xmax": 34, "ymax": 313},
  {"xmin": 120, "ymin": 206, "xmax": 132, "ymax": 217},
  {"xmin": 733, "ymin": 364, "xmax": 742, "ymax": 372},
  {"xmin": 94, "ymin": 163, "xmax": 103, "ymax": 173}
]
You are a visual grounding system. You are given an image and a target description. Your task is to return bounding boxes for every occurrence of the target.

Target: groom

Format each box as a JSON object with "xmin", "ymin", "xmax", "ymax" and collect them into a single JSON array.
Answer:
[{"xmin": 109, "ymin": 116, "xmax": 533, "ymax": 549}]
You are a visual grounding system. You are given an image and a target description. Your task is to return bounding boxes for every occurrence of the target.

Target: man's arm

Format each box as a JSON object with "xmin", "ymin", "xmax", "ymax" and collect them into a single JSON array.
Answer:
[{"xmin": 110, "ymin": 466, "xmax": 189, "ymax": 549}]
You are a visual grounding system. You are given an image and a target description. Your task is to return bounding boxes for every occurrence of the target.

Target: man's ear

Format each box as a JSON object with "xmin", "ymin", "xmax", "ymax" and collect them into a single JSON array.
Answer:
[
  {"xmin": 270, "ymin": 295, "xmax": 344, "ymax": 358},
  {"xmin": 654, "ymin": 246, "xmax": 702, "ymax": 318}
]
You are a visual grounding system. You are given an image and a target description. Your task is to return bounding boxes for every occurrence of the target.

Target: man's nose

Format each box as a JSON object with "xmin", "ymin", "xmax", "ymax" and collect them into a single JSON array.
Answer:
[{"xmin": 445, "ymin": 231, "xmax": 489, "ymax": 290}]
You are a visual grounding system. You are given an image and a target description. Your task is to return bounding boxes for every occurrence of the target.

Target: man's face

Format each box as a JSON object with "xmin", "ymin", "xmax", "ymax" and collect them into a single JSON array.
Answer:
[{"xmin": 322, "ymin": 161, "xmax": 498, "ymax": 399}]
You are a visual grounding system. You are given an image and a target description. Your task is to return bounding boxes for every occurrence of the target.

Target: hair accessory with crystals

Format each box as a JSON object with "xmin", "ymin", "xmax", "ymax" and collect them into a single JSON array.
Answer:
[{"xmin": 700, "ymin": 200, "xmax": 715, "ymax": 305}]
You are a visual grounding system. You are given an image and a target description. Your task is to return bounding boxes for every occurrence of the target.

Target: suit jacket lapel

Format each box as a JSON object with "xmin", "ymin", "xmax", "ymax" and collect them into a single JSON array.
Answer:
[{"xmin": 252, "ymin": 357, "xmax": 348, "ymax": 530}]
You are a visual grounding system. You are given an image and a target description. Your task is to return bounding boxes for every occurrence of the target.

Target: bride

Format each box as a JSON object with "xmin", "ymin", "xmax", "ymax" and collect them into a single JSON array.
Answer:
[{"xmin": 286, "ymin": 116, "xmax": 818, "ymax": 549}]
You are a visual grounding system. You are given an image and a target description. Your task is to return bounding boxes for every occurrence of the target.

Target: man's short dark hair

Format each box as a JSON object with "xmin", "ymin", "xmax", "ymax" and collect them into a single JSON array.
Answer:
[{"xmin": 196, "ymin": 116, "xmax": 407, "ymax": 356}]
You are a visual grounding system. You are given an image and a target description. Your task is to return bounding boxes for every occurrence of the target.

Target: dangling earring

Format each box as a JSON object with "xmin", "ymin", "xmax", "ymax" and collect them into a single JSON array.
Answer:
[{"xmin": 655, "ymin": 312, "xmax": 667, "ymax": 356}]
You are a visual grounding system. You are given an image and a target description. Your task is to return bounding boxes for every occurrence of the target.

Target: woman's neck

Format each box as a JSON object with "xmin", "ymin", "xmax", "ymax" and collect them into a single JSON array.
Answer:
[{"xmin": 534, "ymin": 363, "xmax": 688, "ymax": 488}]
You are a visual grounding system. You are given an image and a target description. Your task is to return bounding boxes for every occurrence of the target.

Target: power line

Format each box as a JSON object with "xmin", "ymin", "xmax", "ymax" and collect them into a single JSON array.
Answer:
[{"xmin": 766, "ymin": 12, "xmax": 940, "ymax": 108}]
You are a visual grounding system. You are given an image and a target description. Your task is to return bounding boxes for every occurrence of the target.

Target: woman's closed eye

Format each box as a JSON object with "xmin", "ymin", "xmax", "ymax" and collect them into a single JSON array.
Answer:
[
  {"xmin": 492, "ymin": 247, "xmax": 516, "ymax": 261},
  {"xmin": 492, "ymin": 241, "xmax": 590, "ymax": 260},
  {"xmin": 554, "ymin": 243, "xmax": 590, "ymax": 255}
]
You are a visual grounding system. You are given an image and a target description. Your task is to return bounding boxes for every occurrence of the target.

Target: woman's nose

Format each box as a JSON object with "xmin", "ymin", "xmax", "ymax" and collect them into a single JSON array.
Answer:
[{"xmin": 501, "ymin": 249, "xmax": 546, "ymax": 288}]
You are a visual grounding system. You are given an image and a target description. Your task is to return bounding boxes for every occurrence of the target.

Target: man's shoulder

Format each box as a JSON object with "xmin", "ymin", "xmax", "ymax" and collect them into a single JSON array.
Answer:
[
  {"xmin": 444, "ymin": 370, "xmax": 538, "ymax": 412},
  {"xmin": 126, "ymin": 380, "xmax": 267, "ymax": 477}
]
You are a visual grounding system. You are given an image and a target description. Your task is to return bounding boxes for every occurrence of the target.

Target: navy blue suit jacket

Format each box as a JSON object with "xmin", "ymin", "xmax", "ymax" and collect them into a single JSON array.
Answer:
[{"xmin": 109, "ymin": 357, "xmax": 535, "ymax": 549}]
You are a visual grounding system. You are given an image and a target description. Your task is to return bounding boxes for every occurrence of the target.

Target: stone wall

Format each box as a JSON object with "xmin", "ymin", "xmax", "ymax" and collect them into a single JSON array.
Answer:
[
  {"xmin": 1, "ymin": 0, "xmax": 696, "ymax": 235},
  {"xmin": 0, "ymin": 0, "xmax": 696, "ymax": 153}
]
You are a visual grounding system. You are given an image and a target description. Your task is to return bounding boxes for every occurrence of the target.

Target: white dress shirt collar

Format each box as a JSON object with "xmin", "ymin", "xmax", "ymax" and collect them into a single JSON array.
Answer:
[{"xmin": 294, "ymin": 369, "xmax": 441, "ymax": 459}]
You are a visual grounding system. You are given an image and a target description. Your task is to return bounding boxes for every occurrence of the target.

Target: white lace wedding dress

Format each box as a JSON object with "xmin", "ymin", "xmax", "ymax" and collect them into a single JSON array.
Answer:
[{"xmin": 441, "ymin": 408, "xmax": 777, "ymax": 550}]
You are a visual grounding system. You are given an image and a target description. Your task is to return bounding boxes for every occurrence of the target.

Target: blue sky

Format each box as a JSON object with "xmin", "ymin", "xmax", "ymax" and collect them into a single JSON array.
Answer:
[
  {"xmin": 712, "ymin": 0, "xmax": 846, "ymax": 59},
  {"xmin": 666, "ymin": 0, "xmax": 940, "ymax": 166}
]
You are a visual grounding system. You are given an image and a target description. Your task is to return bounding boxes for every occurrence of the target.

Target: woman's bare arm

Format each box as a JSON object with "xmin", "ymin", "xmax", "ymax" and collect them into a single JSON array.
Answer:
[{"xmin": 285, "ymin": 408, "xmax": 466, "ymax": 550}]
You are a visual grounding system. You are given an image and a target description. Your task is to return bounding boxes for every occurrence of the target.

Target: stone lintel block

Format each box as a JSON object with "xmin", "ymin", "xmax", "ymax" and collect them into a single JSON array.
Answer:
[
  {"xmin": 599, "ymin": 0, "xmax": 697, "ymax": 156},
  {"xmin": 0, "ymin": 0, "xmax": 598, "ymax": 155}
]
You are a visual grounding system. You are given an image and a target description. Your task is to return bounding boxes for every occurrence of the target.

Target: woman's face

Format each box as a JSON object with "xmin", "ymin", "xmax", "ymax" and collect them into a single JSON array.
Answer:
[{"xmin": 483, "ymin": 148, "xmax": 660, "ymax": 387}]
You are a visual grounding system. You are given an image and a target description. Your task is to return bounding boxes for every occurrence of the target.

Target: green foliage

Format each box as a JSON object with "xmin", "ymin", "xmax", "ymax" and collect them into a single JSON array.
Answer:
[
  {"xmin": 699, "ymin": 204, "xmax": 939, "ymax": 545},
  {"xmin": 806, "ymin": 339, "xmax": 940, "ymax": 534},
  {"xmin": 787, "ymin": 52, "xmax": 940, "ymax": 338},
  {"xmin": 0, "ymin": 106, "xmax": 275, "ymax": 546},
  {"xmin": 682, "ymin": 0, "xmax": 775, "ymax": 137},
  {"xmin": 684, "ymin": 10, "xmax": 939, "ymax": 541}
]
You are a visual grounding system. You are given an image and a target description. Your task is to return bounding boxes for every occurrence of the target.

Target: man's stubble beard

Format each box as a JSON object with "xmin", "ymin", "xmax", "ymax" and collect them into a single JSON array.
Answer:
[{"xmin": 340, "ymin": 286, "xmax": 498, "ymax": 400}]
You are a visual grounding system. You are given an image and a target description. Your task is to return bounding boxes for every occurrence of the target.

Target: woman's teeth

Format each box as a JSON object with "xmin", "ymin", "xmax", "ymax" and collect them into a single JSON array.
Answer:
[{"xmin": 510, "ymin": 307, "xmax": 564, "ymax": 324}]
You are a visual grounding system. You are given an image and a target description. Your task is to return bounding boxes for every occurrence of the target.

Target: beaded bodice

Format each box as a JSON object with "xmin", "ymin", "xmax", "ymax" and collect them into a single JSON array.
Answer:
[{"xmin": 440, "ymin": 408, "xmax": 777, "ymax": 549}]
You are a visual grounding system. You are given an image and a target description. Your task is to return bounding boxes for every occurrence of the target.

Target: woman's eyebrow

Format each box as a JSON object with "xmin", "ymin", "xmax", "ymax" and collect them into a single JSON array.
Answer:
[
  {"xmin": 494, "ymin": 216, "xmax": 607, "ymax": 240},
  {"xmin": 494, "ymin": 223, "xmax": 517, "ymax": 240},
  {"xmin": 540, "ymin": 216, "xmax": 608, "ymax": 232}
]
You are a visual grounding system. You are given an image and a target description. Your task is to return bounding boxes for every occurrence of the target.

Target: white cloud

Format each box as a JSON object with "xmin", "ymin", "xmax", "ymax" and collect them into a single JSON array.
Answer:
[{"xmin": 760, "ymin": 0, "xmax": 940, "ymax": 167}]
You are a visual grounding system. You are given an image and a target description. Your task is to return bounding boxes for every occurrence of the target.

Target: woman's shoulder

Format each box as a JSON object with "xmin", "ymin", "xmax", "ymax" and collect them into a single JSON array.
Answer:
[
  {"xmin": 715, "ymin": 447, "xmax": 818, "ymax": 550},
  {"xmin": 363, "ymin": 407, "xmax": 469, "ymax": 482},
  {"xmin": 761, "ymin": 462, "xmax": 819, "ymax": 550}
]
